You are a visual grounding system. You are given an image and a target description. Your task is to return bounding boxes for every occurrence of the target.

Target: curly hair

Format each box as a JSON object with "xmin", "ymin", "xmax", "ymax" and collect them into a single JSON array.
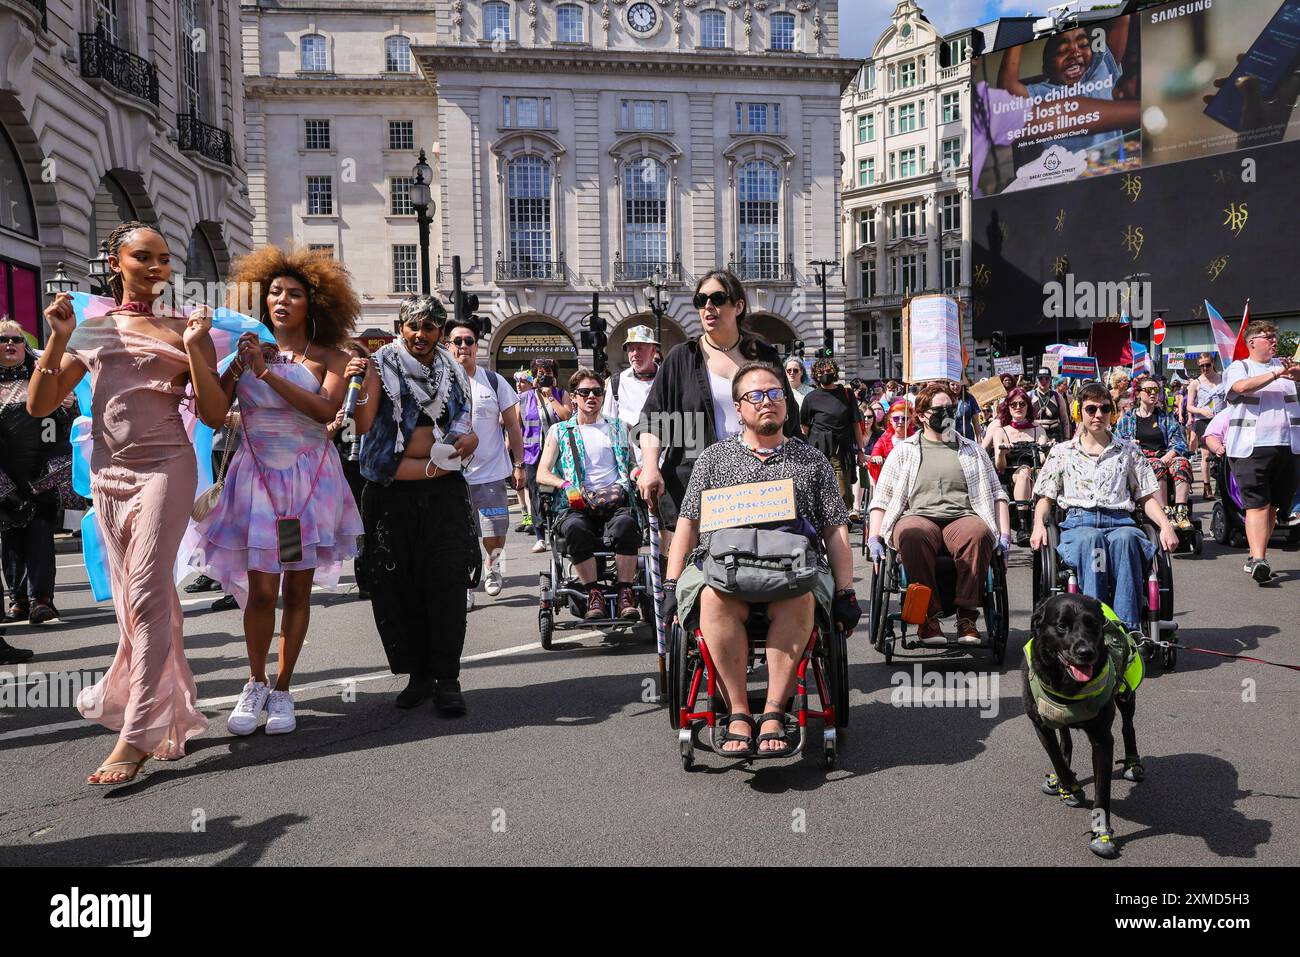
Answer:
[
  {"xmin": 226, "ymin": 245, "xmax": 359, "ymax": 349},
  {"xmin": 106, "ymin": 220, "xmax": 165, "ymax": 304},
  {"xmin": 811, "ymin": 358, "xmax": 839, "ymax": 382}
]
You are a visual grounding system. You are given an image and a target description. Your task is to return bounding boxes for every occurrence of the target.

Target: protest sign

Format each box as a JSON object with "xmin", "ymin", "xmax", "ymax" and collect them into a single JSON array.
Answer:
[
  {"xmin": 698, "ymin": 480, "xmax": 798, "ymax": 534},
  {"xmin": 1058, "ymin": 355, "xmax": 1101, "ymax": 380},
  {"xmin": 993, "ymin": 354, "xmax": 1023, "ymax": 377},
  {"xmin": 903, "ymin": 295, "xmax": 963, "ymax": 383},
  {"xmin": 970, "ymin": 377, "xmax": 1008, "ymax": 409}
]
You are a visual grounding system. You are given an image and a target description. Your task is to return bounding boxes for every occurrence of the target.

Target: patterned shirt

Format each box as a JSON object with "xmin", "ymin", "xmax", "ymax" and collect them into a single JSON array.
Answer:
[
  {"xmin": 546, "ymin": 415, "xmax": 635, "ymax": 512},
  {"xmin": 680, "ymin": 435, "xmax": 848, "ymax": 551},
  {"xmin": 1033, "ymin": 433, "xmax": 1158, "ymax": 511}
]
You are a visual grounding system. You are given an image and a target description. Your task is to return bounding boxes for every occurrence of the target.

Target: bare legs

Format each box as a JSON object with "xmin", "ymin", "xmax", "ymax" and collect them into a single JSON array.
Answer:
[{"xmin": 244, "ymin": 568, "xmax": 316, "ymax": 689}]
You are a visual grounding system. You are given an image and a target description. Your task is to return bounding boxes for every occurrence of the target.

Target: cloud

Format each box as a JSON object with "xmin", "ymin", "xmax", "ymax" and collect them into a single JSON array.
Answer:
[{"xmin": 838, "ymin": 1, "xmax": 1014, "ymax": 59}]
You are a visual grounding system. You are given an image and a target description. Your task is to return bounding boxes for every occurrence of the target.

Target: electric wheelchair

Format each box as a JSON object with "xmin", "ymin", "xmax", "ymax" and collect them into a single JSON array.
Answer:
[
  {"xmin": 868, "ymin": 541, "xmax": 1010, "ymax": 665},
  {"xmin": 666, "ymin": 598, "xmax": 849, "ymax": 771},
  {"xmin": 536, "ymin": 493, "xmax": 655, "ymax": 649},
  {"xmin": 1031, "ymin": 508, "xmax": 1179, "ymax": 669}
]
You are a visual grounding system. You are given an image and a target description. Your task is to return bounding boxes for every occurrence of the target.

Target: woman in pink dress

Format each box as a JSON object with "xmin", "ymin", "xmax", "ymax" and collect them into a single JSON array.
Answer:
[
  {"xmin": 29, "ymin": 221, "xmax": 228, "ymax": 785},
  {"xmin": 185, "ymin": 246, "xmax": 369, "ymax": 738}
]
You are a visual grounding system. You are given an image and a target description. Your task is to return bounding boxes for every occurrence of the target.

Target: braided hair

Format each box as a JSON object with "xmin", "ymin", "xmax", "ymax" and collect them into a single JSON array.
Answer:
[{"xmin": 106, "ymin": 220, "xmax": 164, "ymax": 304}]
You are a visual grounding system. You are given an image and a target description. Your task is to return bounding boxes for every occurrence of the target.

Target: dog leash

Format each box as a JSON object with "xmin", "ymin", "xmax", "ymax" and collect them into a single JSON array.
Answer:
[{"xmin": 1139, "ymin": 637, "xmax": 1300, "ymax": 672}]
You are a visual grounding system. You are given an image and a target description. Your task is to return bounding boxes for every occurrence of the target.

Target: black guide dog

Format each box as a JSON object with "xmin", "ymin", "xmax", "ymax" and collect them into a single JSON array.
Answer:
[{"xmin": 1023, "ymin": 593, "xmax": 1144, "ymax": 860}]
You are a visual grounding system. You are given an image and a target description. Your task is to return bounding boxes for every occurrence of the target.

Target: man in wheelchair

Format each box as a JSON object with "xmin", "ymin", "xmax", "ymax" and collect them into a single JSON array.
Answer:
[
  {"xmin": 1030, "ymin": 382, "xmax": 1180, "ymax": 630},
  {"xmin": 867, "ymin": 382, "xmax": 1013, "ymax": 644},
  {"xmin": 660, "ymin": 362, "xmax": 858, "ymax": 757},
  {"xmin": 536, "ymin": 369, "xmax": 642, "ymax": 621}
]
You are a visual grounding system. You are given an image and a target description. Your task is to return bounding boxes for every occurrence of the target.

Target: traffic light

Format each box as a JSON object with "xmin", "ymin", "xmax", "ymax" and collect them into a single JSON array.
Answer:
[
  {"xmin": 990, "ymin": 330, "xmax": 1006, "ymax": 358},
  {"xmin": 579, "ymin": 293, "xmax": 607, "ymax": 373},
  {"xmin": 457, "ymin": 290, "xmax": 479, "ymax": 323},
  {"xmin": 820, "ymin": 328, "xmax": 834, "ymax": 358}
]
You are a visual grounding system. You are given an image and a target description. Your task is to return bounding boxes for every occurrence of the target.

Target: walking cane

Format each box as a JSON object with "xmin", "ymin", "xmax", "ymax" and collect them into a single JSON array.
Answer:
[{"xmin": 636, "ymin": 468, "xmax": 668, "ymax": 704}]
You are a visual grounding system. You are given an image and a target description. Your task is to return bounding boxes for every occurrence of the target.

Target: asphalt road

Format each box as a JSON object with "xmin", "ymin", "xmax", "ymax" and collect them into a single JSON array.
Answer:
[{"xmin": 2, "ymin": 502, "xmax": 1298, "ymax": 867}]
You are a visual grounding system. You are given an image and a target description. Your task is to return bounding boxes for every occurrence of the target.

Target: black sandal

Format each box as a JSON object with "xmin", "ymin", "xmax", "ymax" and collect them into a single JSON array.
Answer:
[
  {"xmin": 755, "ymin": 711, "xmax": 797, "ymax": 757},
  {"xmin": 715, "ymin": 713, "xmax": 757, "ymax": 757}
]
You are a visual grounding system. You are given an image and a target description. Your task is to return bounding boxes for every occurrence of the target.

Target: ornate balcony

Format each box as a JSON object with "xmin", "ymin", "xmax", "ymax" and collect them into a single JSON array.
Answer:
[
  {"xmin": 495, "ymin": 253, "xmax": 566, "ymax": 283},
  {"xmin": 613, "ymin": 254, "xmax": 682, "ymax": 283},
  {"xmin": 80, "ymin": 31, "xmax": 159, "ymax": 106},
  {"xmin": 178, "ymin": 114, "xmax": 233, "ymax": 167},
  {"xmin": 728, "ymin": 256, "xmax": 796, "ymax": 283}
]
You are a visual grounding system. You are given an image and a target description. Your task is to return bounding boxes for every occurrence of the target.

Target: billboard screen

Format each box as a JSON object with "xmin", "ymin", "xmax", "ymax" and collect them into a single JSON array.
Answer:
[
  {"xmin": 973, "ymin": 0, "xmax": 1300, "ymax": 198},
  {"xmin": 971, "ymin": 0, "xmax": 1300, "ymax": 339}
]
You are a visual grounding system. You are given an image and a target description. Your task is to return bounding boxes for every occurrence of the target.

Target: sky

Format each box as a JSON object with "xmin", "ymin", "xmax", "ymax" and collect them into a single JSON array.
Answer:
[{"xmin": 839, "ymin": 0, "xmax": 1056, "ymax": 58}]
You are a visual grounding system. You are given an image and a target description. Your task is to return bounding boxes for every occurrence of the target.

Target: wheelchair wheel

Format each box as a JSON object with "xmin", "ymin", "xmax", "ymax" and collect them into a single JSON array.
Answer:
[
  {"xmin": 538, "ymin": 573, "xmax": 555, "ymax": 650},
  {"xmin": 824, "ymin": 624, "xmax": 850, "ymax": 729},
  {"xmin": 667, "ymin": 623, "xmax": 690, "ymax": 731},
  {"xmin": 1190, "ymin": 529, "xmax": 1204, "ymax": 557},
  {"xmin": 869, "ymin": 556, "xmax": 889, "ymax": 654},
  {"xmin": 1210, "ymin": 502, "xmax": 1230, "ymax": 545},
  {"xmin": 986, "ymin": 557, "xmax": 1009, "ymax": 665}
]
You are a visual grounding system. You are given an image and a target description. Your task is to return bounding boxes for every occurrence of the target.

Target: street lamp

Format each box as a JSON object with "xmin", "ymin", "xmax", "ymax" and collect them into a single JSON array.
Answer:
[
  {"xmin": 642, "ymin": 266, "xmax": 670, "ymax": 345},
  {"xmin": 410, "ymin": 149, "xmax": 435, "ymax": 295},
  {"xmin": 87, "ymin": 240, "xmax": 112, "ymax": 296},
  {"xmin": 44, "ymin": 262, "xmax": 78, "ymax": 299}
]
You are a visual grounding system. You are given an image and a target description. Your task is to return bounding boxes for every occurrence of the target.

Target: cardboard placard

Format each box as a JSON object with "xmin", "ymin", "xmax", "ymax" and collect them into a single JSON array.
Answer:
[
  {"xmin": 970, "ymin": 377, "xmax": 1008, "ymax": 409},
  {"xmin": 698, "ymin": 479, "xmax": 797, "ymax": 534},
  {"xmin": 993, "ymin": 354, "xmax": 1024, "ymax": 376},
  {"xmin": 1040, "ymin": 353, "xmax": 1061, "ymax": 375}
]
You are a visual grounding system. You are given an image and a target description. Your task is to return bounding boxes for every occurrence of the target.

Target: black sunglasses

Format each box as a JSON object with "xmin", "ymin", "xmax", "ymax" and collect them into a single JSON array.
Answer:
[
  {"xmin": 693, "ymin": 291, "xmax": 733, "ymax": 309},
  {"xmin": 1081, "ymin": 404, "xmax": 1112, "ymax": 416},
  {"xmin": 574, "ymin": 386, "xmax": 605, "ymax": 398},
  {"xmin": 0, "ymin": 336, "xmax": 25, "ymax": 345},
  {"xmin": 738, "ymin": 387, "xmax": 786, "ymax": 406},
  {"xmin": 450, "ymin": 336, "xmax": 477, "ymax": 347}
]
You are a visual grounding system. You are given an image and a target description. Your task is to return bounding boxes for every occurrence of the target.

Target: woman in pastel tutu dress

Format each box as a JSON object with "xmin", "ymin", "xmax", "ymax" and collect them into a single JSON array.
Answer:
[
  {"xmin": 30, "ymin": 221, "xmax": 227, "ymax": 785},
  {"xmin": 186, "ymin": 246, "xmax": 372, "ymax": 737}
]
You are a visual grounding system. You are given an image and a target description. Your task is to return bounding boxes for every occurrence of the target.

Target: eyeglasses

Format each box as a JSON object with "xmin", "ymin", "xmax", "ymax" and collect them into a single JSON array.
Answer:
[
  {"xmin": 1008, "ymin": 401, "xmax": 1028, "ymax": 408},
  {"xmin": 1081, "ymin": 404, "xmax": 1111, "ymax": 416},
  {"xmin": 1139, "ymin": 386, "xmax": 1160, "ymax": 394},
  {"xmin": 739, "ymin": 387, "xmax": 786, "ymax": 406},
  {"xmin": 1250, "ymin": 333, "xmax": 1277, "ymax": 342},
  {"xmin": 0, "ymin": 336, "xmax": 24, "ymax": 345},
  {"xmin": 693, "ymin": 291, "xmax": 732, "ymax": 309},
  {"xmin": 450, "ymin": 336, "xmax": 477, "ymax": 347},
  {"xmin": 889, "ymin": 415, "xmax": 907, "ymax": 424},
  {"xmin": 573, "ymin": 386, "xmax": 605, "ymax": 398},
  {"xmin": 1198, "ymin": 363, "xmax": 1213, "ymax": 369}
]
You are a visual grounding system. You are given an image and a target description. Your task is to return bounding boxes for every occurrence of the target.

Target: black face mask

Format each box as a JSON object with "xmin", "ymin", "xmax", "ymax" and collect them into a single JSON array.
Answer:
[
  {"xmin": 928, "ymin": 406, "xmax": 955, "ymax": 434},
  {"xmin": 819, "ymin": 373, "xmax": 836, "ymax": 385}
]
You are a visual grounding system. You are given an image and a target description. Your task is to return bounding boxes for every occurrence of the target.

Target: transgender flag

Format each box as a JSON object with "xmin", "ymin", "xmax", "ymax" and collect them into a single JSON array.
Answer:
[{"xmin": 1205, "ymin": 299, "xmax": 1249, "ymax": 365}]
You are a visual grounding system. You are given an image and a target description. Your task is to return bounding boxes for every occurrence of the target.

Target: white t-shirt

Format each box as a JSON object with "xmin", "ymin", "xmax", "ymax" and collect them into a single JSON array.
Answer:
[
  {"xmin": 603, "ymin": 368, "xmax": 654, "ymax": 466},
  {"xmin": 709, "ymin": 367, "xmax": 741, "ymax": 442},
  {"xmin": 464, "ymin": 366, "xmax": 519, "ymax": 485},
  {"xmin": 1223, "ymin": 358, "xmax": 1300, "ymax": 455},
  {"xmin": 577, "ymin": 422, "xmax": 620, "ymax": 488}
]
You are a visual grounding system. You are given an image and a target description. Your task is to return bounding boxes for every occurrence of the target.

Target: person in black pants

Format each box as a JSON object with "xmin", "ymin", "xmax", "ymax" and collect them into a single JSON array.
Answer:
[{"xmin": 800, "ymin": 358, "xmax": 866, "ymax": 517}]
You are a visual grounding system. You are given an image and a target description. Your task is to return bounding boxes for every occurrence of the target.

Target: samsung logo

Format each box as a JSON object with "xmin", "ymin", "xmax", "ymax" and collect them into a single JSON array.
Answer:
[
  {"xmin": 1151, "ymin": 0, "xmax": 1212, "ymax": 24},
  {"xmin": 49, "ymin": 887, "xmax": 152, "ymax": 938}
]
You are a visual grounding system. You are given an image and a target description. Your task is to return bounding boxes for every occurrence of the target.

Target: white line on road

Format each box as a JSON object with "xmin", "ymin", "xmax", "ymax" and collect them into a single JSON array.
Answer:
[{"xmin": 0, "ymin": 631, "xmax": 607, "ymax": 744}]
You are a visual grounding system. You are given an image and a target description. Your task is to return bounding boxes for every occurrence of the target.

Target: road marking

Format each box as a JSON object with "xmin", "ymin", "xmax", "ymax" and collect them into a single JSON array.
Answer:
[{"xmin": 0, "ymin": 632, "xmax": 608, "ymax": 743}]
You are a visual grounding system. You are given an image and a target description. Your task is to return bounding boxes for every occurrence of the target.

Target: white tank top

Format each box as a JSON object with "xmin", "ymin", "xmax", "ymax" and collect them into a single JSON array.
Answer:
[{"xmin": 709, "ymin": 367, "xmax": 741, "ymax": 442}]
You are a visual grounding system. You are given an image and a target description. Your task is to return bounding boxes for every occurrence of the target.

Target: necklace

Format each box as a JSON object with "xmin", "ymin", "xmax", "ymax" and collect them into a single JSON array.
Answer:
[
  {"xmin": 111, "ymin": 300, "xmax": 160, "ymax": 316},
  {"xmin": 702, "ymin": 332, "xmax": 741, "ymax": 353},
  {"xmin": 741, "ymin": 437, "xmax": 784, "ymax": 457}
]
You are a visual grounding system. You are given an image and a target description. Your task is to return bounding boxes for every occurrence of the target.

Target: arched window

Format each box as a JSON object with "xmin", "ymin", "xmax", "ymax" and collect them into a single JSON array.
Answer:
[
  {"xmin": 700, "ymin": 10, "xmax": 727, "ymax": 49},
  {"xmin": 484, "ymin": 2, "xmax": 511, "ymax": 43},
  {"xmin": 623, "ymin": 158, "xmax": 668, "ymax": 279},
  {"xmin": 90, "ymin": 172, "xmax": 139, "ymax": 247},
  {"xmin": 385, "ymin": 35, "xmax": 412, "ymax": 72},
  {"xmin": 770, "ymin": 12, "xmax": 795, "ymax": 51},
  {"xmin": 556, "ymin": 4, "xmax": 584, "ymax": 43},
  {"xmin": 737, "ymin": 159, "xmax": 781, "ymax": 279},
  {"xmin": 301, "ymin": 34, "xmax": 328, "ymax": 72},
  {"xmin": 506, "ymin": 155, "xmax": 552, "ymax": 278},
  {"xmin": 186, "ymin": 225, "xmax": 220, "ymax": 284},
  {"xmin": 0, "ymin": 125, "xmax": 38, "ymax": 239}
]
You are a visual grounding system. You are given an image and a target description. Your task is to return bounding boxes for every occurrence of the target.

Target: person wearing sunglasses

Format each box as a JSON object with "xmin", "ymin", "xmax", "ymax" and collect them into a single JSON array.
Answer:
[
  {"xmin": 0, "ymin": 321, "xmax": 73, "ymax": 662},
  {"xmin": 664, "ymin": 362, "xmax": 856, "ymax": 756},
  {"xmin": 866, "ymin": 399, "xmax": 915, "ymax": 485},
  {"xmin": 519, "ymin": 357, "xmax": 572, "ymax": 551},
  {"xmin": 868, "ymin": 383, "xmax": 1011, "ymax": 644},
  {"xmin": 536, "ymin": 369, "xmax": 642, "ymax": 621},
  {"xmin": 447, "ymin": 317, "xmax": 526, "ymax": 610},
  {"xmin": 783, "ymin": 358, "xmax": 813, "ymax": 407},
  {"xmin": 1031, "ymin": 382, "xmax": 1180, "ymax": 630},
  {"xmin": 636, "ymin": 269, "xmax": 798, "ymax": 543},
  {"xmin": 1222, "ymin": 320, "xmax": 1300, "ymax": 584},
  {"xmin": 1185, "ymin": 355, "xmax": 1226, "ymax": 498},
  {"xmin": 982, "ymin": 387, "xmax": 1050, "ymax": 545},
  {"xmin": 1115, "ymin": 373, "xmax": 1195, "ymax": 531}
]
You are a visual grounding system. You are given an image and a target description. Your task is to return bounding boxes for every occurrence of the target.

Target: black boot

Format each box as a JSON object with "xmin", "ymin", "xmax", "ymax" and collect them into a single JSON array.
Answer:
[
  {"xmin": 433, "ymin": 679, "xmax": 467, "ymax": 717},
  {"xmin": 396, "ymin": 673, "xmax": 434, "ymax": 709},
  {"xmin": 0, "ymin": 635, "xmax": 34, "ymax": 665}
]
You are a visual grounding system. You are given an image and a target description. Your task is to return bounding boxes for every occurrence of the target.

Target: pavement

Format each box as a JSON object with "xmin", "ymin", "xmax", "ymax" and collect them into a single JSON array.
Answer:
[{"xmin": 2, "ymin": 499, "xmax": 1298, "ymax": 867}]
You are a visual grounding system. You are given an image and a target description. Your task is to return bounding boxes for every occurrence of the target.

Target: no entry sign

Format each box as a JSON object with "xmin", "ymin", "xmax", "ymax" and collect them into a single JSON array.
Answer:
[{"xmin": 1152, "ymin": 317, "xmax": 1166, "ymax": 345}]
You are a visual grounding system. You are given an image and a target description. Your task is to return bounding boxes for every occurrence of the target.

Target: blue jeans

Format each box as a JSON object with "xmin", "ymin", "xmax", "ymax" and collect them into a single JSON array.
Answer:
[{"xmin": 1057, "ymin": 509, "xmax": 1156, "ymax": 629}]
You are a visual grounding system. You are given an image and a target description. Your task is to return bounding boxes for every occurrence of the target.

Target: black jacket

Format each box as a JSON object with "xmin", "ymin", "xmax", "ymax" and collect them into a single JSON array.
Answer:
[{"xmin": 637, "ymin": 335, "xmax": 799, "ymax": 525}]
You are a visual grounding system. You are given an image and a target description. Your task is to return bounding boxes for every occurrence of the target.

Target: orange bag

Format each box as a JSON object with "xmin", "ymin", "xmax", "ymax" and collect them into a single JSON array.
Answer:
[{"xmin": 900, "ymin": 584, "xmax": 932, "ymax": 625}]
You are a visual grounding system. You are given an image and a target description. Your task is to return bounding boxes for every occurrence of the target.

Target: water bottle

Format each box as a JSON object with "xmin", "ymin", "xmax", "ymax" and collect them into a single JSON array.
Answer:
[{"xmin": 1067, "ymin": 571, "xmax": 1079, "ymax": 594}]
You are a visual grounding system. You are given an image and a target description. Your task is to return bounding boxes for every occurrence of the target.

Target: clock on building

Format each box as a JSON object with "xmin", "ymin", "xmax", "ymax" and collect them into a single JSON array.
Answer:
[{"xmin": 627, "ymin": 2, "xmax": 659, "ymax": 36}]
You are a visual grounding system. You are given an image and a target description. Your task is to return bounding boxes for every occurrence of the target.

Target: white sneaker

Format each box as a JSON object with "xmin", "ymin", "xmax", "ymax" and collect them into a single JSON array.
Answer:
[
  {"xmin": 265, "ymin": 690, "xmax": 296, "ymax": 735},
  {"xmin": 466, "ymin": 589, "xmax": 475, "ymax": 611},
  {"xmin": 531, "ymin": 539, "xmax": 548, "ymax": 554},
  {"xmin": 484, "ymin": 565, "xmax": 503, "ymax": 596},
  {"xmin": 228, "ymin": 680, "xmax": 269, "ymax": 736}
]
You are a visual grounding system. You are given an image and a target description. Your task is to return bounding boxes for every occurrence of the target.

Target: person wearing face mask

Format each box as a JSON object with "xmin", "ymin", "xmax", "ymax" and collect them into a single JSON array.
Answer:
[
  {"xmin": 867, "ymin": 383, "xmax": 1011, "ymax": 644},
  {"xmin": 800, "ymin": 358, "xmax": 866, "ymax": 517}
]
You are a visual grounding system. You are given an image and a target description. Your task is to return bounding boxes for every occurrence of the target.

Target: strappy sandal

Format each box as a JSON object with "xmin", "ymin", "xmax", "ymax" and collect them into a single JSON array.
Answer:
[
  {"xmin": 715, "ymin": 713, "xmax": 757, "ymax": 757},
  {"xmin": 87, "ymin": 756, "xmax": 149, "ymax": 787},
  {"xmin": 755, "ymin": 711, "xmax": 797, "ymax": 758}
]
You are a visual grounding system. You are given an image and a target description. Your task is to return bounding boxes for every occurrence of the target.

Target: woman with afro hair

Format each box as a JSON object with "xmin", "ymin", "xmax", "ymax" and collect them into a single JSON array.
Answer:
[{"xmin": 185, "ymin": 245, "xmax": 374, "ymax": 738}]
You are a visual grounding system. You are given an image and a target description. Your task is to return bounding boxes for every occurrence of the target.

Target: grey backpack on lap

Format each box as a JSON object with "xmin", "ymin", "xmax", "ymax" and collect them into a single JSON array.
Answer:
[{"xmin": 702, "ymin": 527, "xmax": 820, "ymax": 604}]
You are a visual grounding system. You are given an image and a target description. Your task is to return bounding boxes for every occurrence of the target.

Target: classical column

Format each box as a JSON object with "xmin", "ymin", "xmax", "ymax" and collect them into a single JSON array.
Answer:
[
  {"xmin": 925, "ymin": 192, "xmax": 941, "ymax": 290},
  {"xmin": 960, "ymin": 186, "xmax": 972, "ymax": 286},
  {"xmin": 875, "ymin": 203, "xmax": 887, "ymax": 295}
]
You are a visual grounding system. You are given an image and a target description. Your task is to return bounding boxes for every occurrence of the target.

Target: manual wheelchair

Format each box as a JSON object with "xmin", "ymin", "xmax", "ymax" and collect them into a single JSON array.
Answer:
[
  {"xmin": 667, "ymin": 602, "xmax": 849, "ymax": 771},
  {"xmin": 536, "ymin": 494, "xmax": 655, "ymax": 649},
  {"xmin": 868, "ymin": 541, "xmax": 1010, "ymax": 664}
]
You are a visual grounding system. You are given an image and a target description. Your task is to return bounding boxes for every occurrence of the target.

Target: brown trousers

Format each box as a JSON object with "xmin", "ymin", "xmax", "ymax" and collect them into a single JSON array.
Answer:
[{"xmin": 893, "ymin": 514, "xmax": 993, "ymax": 616}]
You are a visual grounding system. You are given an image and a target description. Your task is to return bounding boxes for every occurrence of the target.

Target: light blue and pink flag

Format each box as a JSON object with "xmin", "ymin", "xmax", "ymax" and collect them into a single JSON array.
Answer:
[{"xmin": 1205, "ymin": 299, "xmax": 1250, "ymax": 366}]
